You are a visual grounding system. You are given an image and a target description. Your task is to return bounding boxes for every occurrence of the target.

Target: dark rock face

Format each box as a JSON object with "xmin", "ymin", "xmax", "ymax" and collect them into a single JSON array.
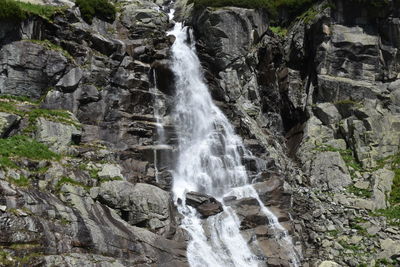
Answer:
[{"xmin": 185, "ymin": 191, "xmax": 223, "ymax": 218}]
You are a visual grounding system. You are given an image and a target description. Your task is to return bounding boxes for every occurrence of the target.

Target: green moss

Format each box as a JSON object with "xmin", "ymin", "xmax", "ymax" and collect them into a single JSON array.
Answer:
[
  {"xmin": 75, "ymin": 0, "xmax": 116, "ymax": 24},
  {"xmin": 0, "ymin": 135, "xmax": 60, "ymax": 161},
  {"xmin": 14, "ymin": 1, "xmax": 61, "ymax": 19}
]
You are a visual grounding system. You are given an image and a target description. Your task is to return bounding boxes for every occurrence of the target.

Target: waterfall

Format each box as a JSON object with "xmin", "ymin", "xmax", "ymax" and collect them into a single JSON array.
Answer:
[{"xmin": 167, "ymin": 20, "xmax": 300, "ymax": 267}]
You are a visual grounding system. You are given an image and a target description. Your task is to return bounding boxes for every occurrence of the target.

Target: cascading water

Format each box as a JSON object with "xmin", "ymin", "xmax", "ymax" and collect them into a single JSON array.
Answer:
[{"xmin": 166, "ymin": 17, "xmax": 300, "ymax": 267}]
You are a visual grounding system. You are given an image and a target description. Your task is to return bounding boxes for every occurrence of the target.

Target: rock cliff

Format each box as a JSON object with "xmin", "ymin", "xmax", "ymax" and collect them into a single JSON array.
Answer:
[{"xmin": 0, "ymin": 0, "xmax": 399, "ymax": 266}]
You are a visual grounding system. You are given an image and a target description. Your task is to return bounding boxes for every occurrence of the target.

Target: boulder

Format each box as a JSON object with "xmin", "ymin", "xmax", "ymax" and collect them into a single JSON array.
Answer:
[
  {"xmin": 34, "ymin": 117, "xmax": 81, "ymax": 154},
  {"xmin": 185, "ymin": 191, "xmax": 223, "ymax": 218},
  {"xmin": 318, "ymin": 261, "xmax": 340, "ymax": 267},
  {"xmin": 309, "ymin": 151, "xmax": 352, "ymax": 190},
  {"xmin": 98, "ymin": 164, "xmax": 123, "ymax": 180},
  {"xmin": 0, "ymin": 112, "xmax": 20, "ymax": 137},
  {"xmin": 313, "ymin": 103, "xmax": 342, "ymax": 125},
  {"xmin": 98, "ymin": 181, "xmax": 170, "ymax": 231},
  {"xmin": 55, "ymin": 67, "xmax": 83, "ymax": 92}
]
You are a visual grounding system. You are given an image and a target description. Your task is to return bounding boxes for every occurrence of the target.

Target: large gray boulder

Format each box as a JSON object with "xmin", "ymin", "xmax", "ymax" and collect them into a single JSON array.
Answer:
[
  {"xmin": 35, "ymin": 117, "xmax": 81, "ymax": 154},
  {"xmin": 98, "ymin": 181, "xmax": 170, "ymax": 232}
]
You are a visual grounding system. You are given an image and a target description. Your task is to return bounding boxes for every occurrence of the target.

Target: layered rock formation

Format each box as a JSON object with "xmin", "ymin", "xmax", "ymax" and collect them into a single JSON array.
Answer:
[{"xmin": 0, "ymin": 0, "xmax": 399, "ymax": 266}]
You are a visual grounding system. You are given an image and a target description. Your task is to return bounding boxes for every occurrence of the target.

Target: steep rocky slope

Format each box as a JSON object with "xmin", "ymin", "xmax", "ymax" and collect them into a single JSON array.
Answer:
[{"xmin": 0, "ymin": 0, "xmax": 399, "ymax": 266}]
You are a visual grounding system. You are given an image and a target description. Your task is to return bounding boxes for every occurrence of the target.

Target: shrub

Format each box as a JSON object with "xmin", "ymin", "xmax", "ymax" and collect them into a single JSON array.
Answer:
[{"xmin": 75, "ymin": 0, "xmax": 116, "ymax": 24}]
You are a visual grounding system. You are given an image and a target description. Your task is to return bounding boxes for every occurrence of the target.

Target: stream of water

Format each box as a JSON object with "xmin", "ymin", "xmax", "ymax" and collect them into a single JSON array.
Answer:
[{"xmin": 166, "ymin": 16, "xmax": 299, "ymax": 267}]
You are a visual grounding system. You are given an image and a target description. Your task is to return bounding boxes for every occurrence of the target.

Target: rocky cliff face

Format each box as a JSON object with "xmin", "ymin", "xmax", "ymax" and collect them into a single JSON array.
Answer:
[{"xmin": 0, "ymin": 0, "xmax": 399, "ymax": 266}]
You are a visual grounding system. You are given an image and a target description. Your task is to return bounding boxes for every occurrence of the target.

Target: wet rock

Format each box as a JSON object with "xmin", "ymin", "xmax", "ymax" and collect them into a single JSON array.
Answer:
[{"xmin": 185, "ymin": 191, "xmax": 223, "ymax": 218}]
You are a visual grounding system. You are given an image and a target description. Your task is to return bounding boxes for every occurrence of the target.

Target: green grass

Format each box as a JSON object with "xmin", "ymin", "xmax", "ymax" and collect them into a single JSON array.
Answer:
[
  {"xmin": 373, "ymin": 206, "xmax": 400, "ymax": 226},
  {"xmin": 55, "ymin": 176, "xmax": 90, "ymax": 192},
  {"xmin": 0, "ymin": 97, "xmax": 80, "ymax": 133},
  {"xmin": 347, "ymin": 185, "xmax": 372, "ymax": 198},
  {"xmin": 0, "ymin": 157, "xmax": 17, "ymax": 168},
  {"xmin": 9, "ymin": 175, "xmax": 30, "ymax": 187},
  {"xmin": 75, "ymin": 0, "xmax": 116, "ymax": 24},
  {"xmin": 0, "ymin": 135, "xmax": 60, "ymax": 161},
  {"xmin": 0, "ymin": 0, "xmax": 62, "ymax": 22},
  {"xmin": 27, "ymin": 40, "xmax": 72, "ymax": 60}
]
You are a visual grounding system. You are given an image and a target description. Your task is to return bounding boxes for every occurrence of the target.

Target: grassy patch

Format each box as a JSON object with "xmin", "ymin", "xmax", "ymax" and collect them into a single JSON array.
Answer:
[
  {"xmin": 75, "ymin": 0, "xmax": 116, "ymax": 24},
  {"xmin": 0, "ymin": 0, "xmax": 62, "ymax": 22},
  {"xmin": 0, "ymin": 97, "xmax": 79, "ymax": 133},
  {"xmin": 373, "ymin": 206, "xmax": 400, "ymax": 226},
  {"xmin": 0, "ymin": 135, "xmax": 60, "ymax": 161},
  {"xmin": 55, "ymin": 176, "xmax": 90, "ymax": 192},
  {"xmin": 347, "ymin": 185, "xmax": 372, "ymax": 198},
  {"xmin": 9, "ymin": 175, "xmax": 30, "ymax": 187}
]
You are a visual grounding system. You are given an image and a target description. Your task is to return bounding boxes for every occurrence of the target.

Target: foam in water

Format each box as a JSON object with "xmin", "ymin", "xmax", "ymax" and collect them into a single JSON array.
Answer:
[{"xmin": 166, "ymin": 19, "xmax": 300, "ymax": 267}]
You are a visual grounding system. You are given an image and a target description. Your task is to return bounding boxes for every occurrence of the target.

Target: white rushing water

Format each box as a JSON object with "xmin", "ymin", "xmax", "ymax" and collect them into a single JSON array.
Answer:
[{"xmin": 167, "ymin": 20, "xmax": 300, "ymax": 267}]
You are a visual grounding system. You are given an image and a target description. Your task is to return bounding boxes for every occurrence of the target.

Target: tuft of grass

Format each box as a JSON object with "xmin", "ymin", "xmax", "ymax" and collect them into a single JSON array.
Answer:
[
  {"xmin": 9, "ymin": 175, "xmax": 30, "ymax": 187},
  {"xmin": 347, "ymin": 185, "xmax": 372, "ymax": 198},
  {"xmin": 0, "ymin": 135, "xmax": 60, "ymax": 161},
  {"xmin": 55, "ymin": 176, "xmax": 90, "ymax": 192},
  {"xmin": 75, "ymin": 0, "xmax": 116, "ymax": 24},
  {"xmin": 269, "ymin": 26, "xmax": 287, "ymax": 37},
  {"xmin": 26, "ymin": 40, "xmax": 73, "ymax": 60},
  {"xmin": 373, "ymin": 206, "xmax": 400, "ymax": 226}
]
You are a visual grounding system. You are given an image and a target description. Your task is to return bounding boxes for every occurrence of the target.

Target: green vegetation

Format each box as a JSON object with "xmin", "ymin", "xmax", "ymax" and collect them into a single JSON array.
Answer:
[
  {"xmin": 9, "ymin": 175, "xmax": 30, "ymax": 187},
  {"xmin": 0, "ymin": 0, "xmax": 61, "ymax": 22},
  {"xmin": 0, "ymin": 135, "xmax": 60, "ymax": 161},
  {"xmin": 373, "ymin": 206, "xmax": 400, "ymax": 226},
  {"xmin": 27, "ymin": 40, "xmax": 72, "ymax": 60},
  {"xmin": 269, "ymin": 26, "xmax": 287, "ymax": 37},
  {"xmin": 347, "ymin": 185, "xmax": 372, "ymax": 198},
  {"xmin": 55, "ymin": 176, "xmax": 90, "ymax": 192},
  {"xmin": 75, "ymin": 0, "xmax": 116, "ymax": 24},
  {"xmin": 0, "ymin": 97, "xmax": 80, "ymax": 133},
  {"xmin": 338, "ymin": 240, "xmax": 362, "ymax": 251},
  {"xmin": 315, "ymin": 144, "xmax": 363, "ymax": 177}
]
